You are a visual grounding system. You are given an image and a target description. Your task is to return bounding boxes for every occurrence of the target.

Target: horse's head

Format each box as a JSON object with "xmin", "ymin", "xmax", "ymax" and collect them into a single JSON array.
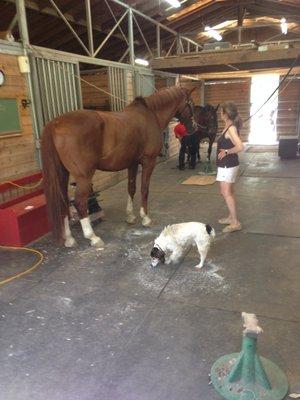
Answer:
[
  {"xmin": 175, "ymin": 87, "xmax": 197, "ymax": 131},
  {"xmin": 204, "ymin": 104, "xmax": 219, "ymax": 133}
]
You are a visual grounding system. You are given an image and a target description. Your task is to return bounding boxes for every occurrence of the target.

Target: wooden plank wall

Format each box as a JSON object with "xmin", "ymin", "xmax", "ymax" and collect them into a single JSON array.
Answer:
[
  {"xmin": 277, "ymin": 76, "xmax": 300, "ymax": 138},
  {"xmin": 155, "ymin": 75, "xmax": 168, "ymax": 91},
  {"xmin": 81, "ymin": 68, "xmax": 110, "ymax": 111},
  {"xmin": 179, "ymin": 77, "xmax": 203, "ymax": 105},
  {"xmin": 80, "ymin": 68, "xmax": 128, "ymax": 192},
  {"xmin": 204, "ymin": 78, "xmax": 251, "ymax": 141},
  {"xmin": 0, "ymin": 54, "xmax": 38, "ymax": 181}
]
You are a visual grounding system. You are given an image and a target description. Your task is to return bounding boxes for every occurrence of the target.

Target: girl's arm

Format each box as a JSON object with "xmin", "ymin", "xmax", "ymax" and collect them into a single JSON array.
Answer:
[{"xmin": 226, "ymin": 126, "xmax": 244, "ymax": 154}]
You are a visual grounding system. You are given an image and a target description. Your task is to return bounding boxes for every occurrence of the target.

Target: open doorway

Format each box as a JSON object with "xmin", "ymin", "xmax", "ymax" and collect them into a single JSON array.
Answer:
[{"xmin": 249, "ymin": 74, "xmax": 279, "ymax": 144}]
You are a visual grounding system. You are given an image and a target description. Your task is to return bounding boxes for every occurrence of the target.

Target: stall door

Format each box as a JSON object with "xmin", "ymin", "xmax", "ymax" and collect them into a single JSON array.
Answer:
[{"xmin": 31, "ymin": 56, "xmax": 82, "ymax": 133}]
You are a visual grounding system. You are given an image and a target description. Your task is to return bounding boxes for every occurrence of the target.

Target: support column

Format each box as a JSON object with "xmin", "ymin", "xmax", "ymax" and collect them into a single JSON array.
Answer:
[
  {"xmin": 85, "ymin": 0, "xmax": 94, "ymax": 55},
  {"xmin": 16, "ymin": 0, "xmax": 42, "ymax": 166},
  {"xmin": 128, "ymin": 8, "xmax": 135, "ymax": 66},
  {"xmin": 200, "ymin": 79, "xmax": 205, "ymax": 106},
  {"xmin": 15, "ymin": 0, "xmax": 29, "ymax": 45},
  {"xmin": 176, "ymin": 35, "xmax": 181, "ymax": 55},
  {"xmin": 156, "ymin": 25, "xmax": 161, "ymax": 57}
]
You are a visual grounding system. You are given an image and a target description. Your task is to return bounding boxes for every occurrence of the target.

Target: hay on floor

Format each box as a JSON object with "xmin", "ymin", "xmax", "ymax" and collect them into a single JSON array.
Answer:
[{"xmin": 181, "ymin": 175, "xmax": 216, "ymax": 186}]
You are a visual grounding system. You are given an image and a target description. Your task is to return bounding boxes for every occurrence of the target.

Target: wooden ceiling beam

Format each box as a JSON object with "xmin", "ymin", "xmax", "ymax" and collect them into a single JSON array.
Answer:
[
  {"xmin": 196, "ymin": 65, "xmax": 300, "ymax": 79},
  {"xmin": 39, "ymin": 25, "xmax": 87, "ymax": 48},
  {"xmin": 167, "ymin": 3, "xmax": 226, "ymax": 31},
  {"xmin": 151, "ymin": 45, "xmax": 300, "ymax": 73},
  {"xmin": 5, "ymin": 0, "xmax": 131, "ymax": 48}
]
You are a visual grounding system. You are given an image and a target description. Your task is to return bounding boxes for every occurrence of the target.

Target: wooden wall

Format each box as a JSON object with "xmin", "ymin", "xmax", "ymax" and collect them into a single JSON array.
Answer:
[
  {"xmin": 81, "ymin": 68, "xmax": 110, "ymax": 111},
  {"xmin": 80, "ymin": 68, "xmax": 129, "ymax": 192},
  {"xmin": 155, "ymin": 75, "xmax": 168, "ymax": 91},
  {"xmin": 179, "ymin": 77, "xmax": 203, "ymax": 105},
  {"xmin": 0, "ymin": 54, "xmax": 38, "ymax": 181},
  {"xmin": 277, "ymin": 76, "xmax": 300, "ymax": 138},
  {"xmin": 204, "ymin": 78, "xmax": 251, "ymax": 141}
]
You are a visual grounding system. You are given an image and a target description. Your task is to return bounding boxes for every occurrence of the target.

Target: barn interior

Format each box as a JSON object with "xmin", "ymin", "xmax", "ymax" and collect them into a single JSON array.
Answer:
[{"xmin": 0, "ymin": 1, "xmax": 300, "ymax": 399}]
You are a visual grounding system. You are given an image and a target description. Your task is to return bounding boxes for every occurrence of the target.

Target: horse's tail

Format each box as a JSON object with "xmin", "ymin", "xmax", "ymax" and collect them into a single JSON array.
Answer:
[{"xmin": 41, "ymin": 125, "xmax": 69, "ymax": 244}]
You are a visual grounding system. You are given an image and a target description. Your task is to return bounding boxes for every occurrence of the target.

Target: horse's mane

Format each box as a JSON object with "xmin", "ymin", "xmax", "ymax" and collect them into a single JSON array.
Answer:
[
  {"xmin": 127, "ymin": 86, "xmax": 185, "ymax": 111},
  {"xmin": 146, "ymin": 86, "xmax": 184, "ymax": 111}
]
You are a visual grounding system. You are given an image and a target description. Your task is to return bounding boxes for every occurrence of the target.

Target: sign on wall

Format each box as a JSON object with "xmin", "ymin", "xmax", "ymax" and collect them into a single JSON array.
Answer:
[{"xmin": 0, "ymin": 98, "xmax": 22, "ymax": 135}]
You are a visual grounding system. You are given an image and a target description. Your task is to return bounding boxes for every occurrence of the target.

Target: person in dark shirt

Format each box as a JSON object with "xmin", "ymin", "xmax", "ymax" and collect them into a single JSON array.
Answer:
[
  {"xmin": 174, "ymin": 122, "xmax": 197, "ymax": 170},
  {"xmin": 216, "ymin": 102, "xmax": 244, "ymax": 233}
]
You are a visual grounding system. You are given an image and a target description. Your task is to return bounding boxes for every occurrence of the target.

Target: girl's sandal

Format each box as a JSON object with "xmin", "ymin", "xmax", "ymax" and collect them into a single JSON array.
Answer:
[
  {"xmin": 218, "ymin": 217, "xmax": 232, "ymax": 225},
  {"xmin": 223, "ymin": 223, "xmax": 242, "ymax": 233}
]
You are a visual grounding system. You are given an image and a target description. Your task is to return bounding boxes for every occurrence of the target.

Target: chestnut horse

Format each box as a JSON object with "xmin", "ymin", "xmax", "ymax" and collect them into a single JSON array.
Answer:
[{"xmin": 41, "ymin": 86, "xmax": 195, "ymax": 247}]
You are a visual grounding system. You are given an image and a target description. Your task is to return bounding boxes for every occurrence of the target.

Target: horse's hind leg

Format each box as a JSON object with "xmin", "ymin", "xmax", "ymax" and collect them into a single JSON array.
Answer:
[
  {"xmin": 64, "ymin": 216, "xmax": 77, "ymax": 247},
  {"xmin": 75, "ymin": 176, "xmax": 104, "ymax": 247},
  {"xmin": 126, "ymin": 164, "xmax": 138, "ymax": 224},
  {"xmin": 140, "ymin": 158, "xmax": 156, "ymax": 227},
  {"xmin": 59, "ymin": 169, "xmax": 76, "ymax": 247}
]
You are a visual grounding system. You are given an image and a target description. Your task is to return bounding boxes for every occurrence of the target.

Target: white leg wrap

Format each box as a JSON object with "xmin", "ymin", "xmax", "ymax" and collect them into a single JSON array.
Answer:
[
  {"xmin": 64, "ymin": 217, "xmax": 77, "ymax": 247},
  {"xmin": 140, "ymin": 207, "xmax": 152, "ymax": 227},
  {"xmin": 80, "ymin": 217, "xmax": 104, "ymax": 247},
  {"xmin": 126, "ymin": 196, "xmax": 136, "ymax": 224}
]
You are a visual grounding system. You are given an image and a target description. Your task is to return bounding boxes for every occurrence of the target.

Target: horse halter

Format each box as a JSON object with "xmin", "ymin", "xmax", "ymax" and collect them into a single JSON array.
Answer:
[
  {"xmin": 175, "ymin": 97, "xmax": 199, "ymax": 134},
  {"xmin": 176, "ymin": 97, "xmax": 194, "ymax": 121}
]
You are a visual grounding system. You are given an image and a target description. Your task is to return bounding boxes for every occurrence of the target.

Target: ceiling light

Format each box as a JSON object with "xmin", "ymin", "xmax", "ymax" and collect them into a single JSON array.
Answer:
[
  {"xmin": 280, "ymin": 18, "xmax": 288, "ymax": 34},
  {"xmin": 204, "ymin": 26, "xmax": 223, "ymax": 41},
  {"xmin": 135, "ymin": 58, "xmax": 149, "ymax": 66},
  {"xmin": 165, "ymin": 0, "xmax": 181, "ymax": 8}
]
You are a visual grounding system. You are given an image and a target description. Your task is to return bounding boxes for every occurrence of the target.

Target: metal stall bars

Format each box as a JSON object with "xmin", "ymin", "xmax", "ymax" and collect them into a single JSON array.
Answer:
[
  {"xmin": 30, "ymin": 56, "xmax": 82, "ymax": 134},
  {"xmin": 108, "ymin": 66, "xmax": 127, "ymax": 111},
  {"xmin": 134, "ymin": 70, "xmax": 155, "ymax": 97}
]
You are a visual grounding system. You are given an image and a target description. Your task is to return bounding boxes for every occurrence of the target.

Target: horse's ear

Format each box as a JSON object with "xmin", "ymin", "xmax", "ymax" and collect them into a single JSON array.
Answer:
[{"xmin": 215, "ymin": 104, "xmax": 220, "ymax": 112}]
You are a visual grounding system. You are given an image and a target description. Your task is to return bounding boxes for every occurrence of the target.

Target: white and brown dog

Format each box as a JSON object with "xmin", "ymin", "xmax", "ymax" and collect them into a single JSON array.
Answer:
[{"xmin": 150, "ymin": 222, "xmax": 215, "ymax": 269}]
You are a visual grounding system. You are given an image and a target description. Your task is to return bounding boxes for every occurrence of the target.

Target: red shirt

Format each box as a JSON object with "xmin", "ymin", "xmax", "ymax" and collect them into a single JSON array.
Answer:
[{"xmin": 174, "ymin": 123, "xmax": 187, "ymax": 138}]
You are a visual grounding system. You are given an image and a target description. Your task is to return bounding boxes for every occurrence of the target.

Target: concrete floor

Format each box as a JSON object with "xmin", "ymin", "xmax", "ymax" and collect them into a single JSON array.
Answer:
[{"xmin": 0, "ymin": 147, "xmax": 299, "ymax": 400}]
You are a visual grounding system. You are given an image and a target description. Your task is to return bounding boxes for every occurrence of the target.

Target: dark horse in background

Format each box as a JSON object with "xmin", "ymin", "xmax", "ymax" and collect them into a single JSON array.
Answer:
[
  {"xmin": 41, "ymin": 86, "xmax": 196, "ymax": 248},
  {"xmin": 193, "ymin": 104, "xmax": 219, "ymax": 162}
]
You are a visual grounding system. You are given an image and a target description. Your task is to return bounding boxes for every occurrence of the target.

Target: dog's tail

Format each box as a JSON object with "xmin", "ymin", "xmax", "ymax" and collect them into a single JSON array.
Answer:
[{"xmin": 205, "ymin": 224, "xmax": 216, "ymax": 239}]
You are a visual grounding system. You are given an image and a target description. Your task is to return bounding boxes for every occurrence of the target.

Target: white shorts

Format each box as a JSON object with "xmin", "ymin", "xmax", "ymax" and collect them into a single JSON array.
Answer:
[{"xmin": 216, "ymin": 166, "xmax": 239, "ymax": 183}]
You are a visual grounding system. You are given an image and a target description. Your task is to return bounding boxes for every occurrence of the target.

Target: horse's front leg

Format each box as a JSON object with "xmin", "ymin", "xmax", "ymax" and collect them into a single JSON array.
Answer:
[
  {"xmin": 75, "ymin": 176, "xmax": 104, "ymax": 247},
  {"xmin": 126, "ymin": 164, "xmax": 138, "ymax": 224},
  {"xmin": 140, "ymin": 158, "xmax": 156, "ymax": 227},
  {"xmin": 207, "ymin": 134, "xmax": 215, "ymax": 161}
]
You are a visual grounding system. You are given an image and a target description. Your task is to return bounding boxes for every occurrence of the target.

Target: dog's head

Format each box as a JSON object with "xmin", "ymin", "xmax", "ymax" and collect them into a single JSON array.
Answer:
[{"xmin": 150, "ymin": 246, "xmax": 165, "ymax": 268}]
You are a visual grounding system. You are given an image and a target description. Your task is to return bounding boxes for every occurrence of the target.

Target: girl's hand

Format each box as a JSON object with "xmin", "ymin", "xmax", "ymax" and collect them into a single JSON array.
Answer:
[{"xmin": 218, "ymin": 149, "xmax": 227, "ymax": 160}]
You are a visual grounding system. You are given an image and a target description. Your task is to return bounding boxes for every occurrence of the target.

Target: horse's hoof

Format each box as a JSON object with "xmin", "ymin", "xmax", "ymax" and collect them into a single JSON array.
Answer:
[
  {"xmin": 126, "ymin": 215, "xmax": 136, "ymax": 224},
  {"xmin": 64, "ymin": 237, "xmax": 77, "ymax": 248},
  {"xmin": 91, "ymin": 236, "xmax": 105, "ymax": 247},
  {"xmin": 142, "ymin": 216, "xmax": 152, "ymax": 227}
]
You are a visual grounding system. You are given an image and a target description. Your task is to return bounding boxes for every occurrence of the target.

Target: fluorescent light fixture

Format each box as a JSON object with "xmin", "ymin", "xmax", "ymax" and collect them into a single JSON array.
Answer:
[
  {"xmin": 204, "ymin": 26, "xmax": 222, "ymax": 41},
  {"xmin": 280, "ymin": 17, "xmax": 288, "ymax": 34},
  {"xmin": 165, "ymin": 0, "xmax": 181, "ymax": 8},
  {"xmin": 135, "ymin": 58, "xmax": 149, "ymax": 66}
]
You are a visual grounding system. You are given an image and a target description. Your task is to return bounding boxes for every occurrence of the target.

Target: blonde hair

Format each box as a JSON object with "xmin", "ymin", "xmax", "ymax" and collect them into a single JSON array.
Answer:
[{"xmin": 221, "ymin": 102, "xmax": 243, "ymax": 134}]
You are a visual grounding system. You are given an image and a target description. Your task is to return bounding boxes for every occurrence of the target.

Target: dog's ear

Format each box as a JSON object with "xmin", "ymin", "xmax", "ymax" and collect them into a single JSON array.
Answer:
[
  {"xmin": 151, "ymin": 247, "xmax": 165, "ymax": 264},
  {"xmin": 151, "ymin": 247, "xmax": 159, "ymax": 258}
]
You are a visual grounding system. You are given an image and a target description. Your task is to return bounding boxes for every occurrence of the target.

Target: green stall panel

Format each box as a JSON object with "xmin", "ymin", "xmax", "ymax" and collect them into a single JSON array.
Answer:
[{"xmin": 0, "ymin": 98, "xmax": 22, "ymax": 135}]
